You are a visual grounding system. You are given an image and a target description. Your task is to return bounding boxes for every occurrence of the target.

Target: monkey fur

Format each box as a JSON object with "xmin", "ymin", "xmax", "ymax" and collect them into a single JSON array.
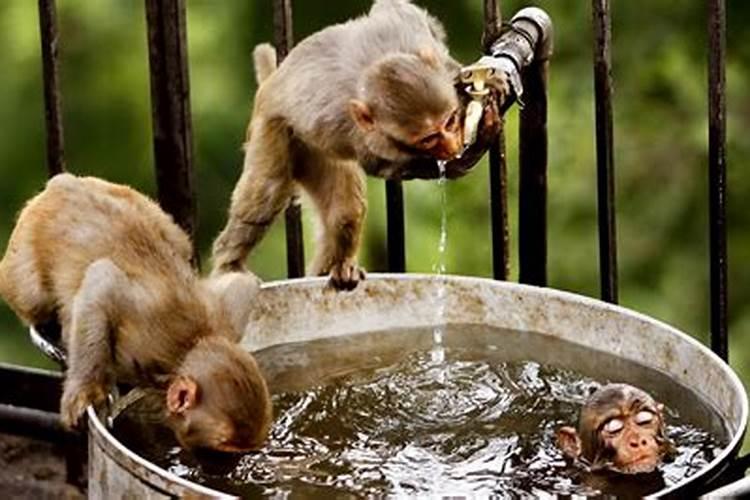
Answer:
[
  {"xmin": 0, "ymin": 174, "xmax": 272, "ymax": 453},
  {"xmin": 556, "ymin": 383, "xmax": 674, "ymax": 475},
  {"xmin": 212, "ymin": 0, "xmax": 505, "ymax": 290}
]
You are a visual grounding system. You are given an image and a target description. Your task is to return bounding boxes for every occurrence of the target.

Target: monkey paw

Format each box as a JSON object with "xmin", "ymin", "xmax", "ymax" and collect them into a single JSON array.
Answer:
[
  {"xmin": 60, "ymin": 381, "xmax": 108, "ymax": 430},
  {"xmin": 470, "ymin": 55, "xmax": 521, "ymax": 108},
  {"xmin": 328, "ymin": 261, "xmax": 366, "ymax": 291},
  {"xmin": 487, "ymin": 71, "xmax": 511, "ymax": 104}
]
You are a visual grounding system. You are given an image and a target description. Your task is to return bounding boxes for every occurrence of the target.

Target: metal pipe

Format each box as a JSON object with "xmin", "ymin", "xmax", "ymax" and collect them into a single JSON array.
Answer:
[
  {"xmin": 518, "ymin": 58, "xmax": 548, "ymax": 287},
  {"xmin": 386, "ymin": 180, "xmax": 406, "ymax": 272},
  {"xmin": 144, "ymin": 0, "xmax": 199, "ymax": 267},
  {"xmin": 0, "ymin": 404, "xmax": 70, "ymax": 442},
  {"xmin": 0, "ymin": 362, "xmax": 63, "ymax": 412},
  {"xmin": 707, "ymin": 0, "xmax": 728, "ymax": 361},
  {"xmin": 465, "ymin": 8, "xmax": 553, "ymax": 285},
  {"xmin": 37, "ymin": 0, "xmax": 66, "ymax": 178},
  {"xmin": 273, "ymin": 0, "xmax": 306, "ymax": 279},
  {"xmin": 592, "ymin": 0, "xmax": 619, "ymax": 304},
  {"xmin": 493, "ymin": 8, "xmax": 553, "ymax": 287}
]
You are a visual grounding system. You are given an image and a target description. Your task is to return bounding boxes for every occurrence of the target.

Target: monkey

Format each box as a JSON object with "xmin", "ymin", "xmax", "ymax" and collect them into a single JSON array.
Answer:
[
  {"xmin": 211, "ymin": 0, "xmax": 506, "ymax": 290},
  {"xmin": 556, "ymin": 383, "xmax": 674, "ymax": 475},
  {"xmin": 0, "ymin": 174, "xmax": 272, "ymax": 453}
]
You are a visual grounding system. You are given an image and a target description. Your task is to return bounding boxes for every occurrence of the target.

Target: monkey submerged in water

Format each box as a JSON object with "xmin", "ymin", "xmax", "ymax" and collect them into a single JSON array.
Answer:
[
  {"xmin": 556, "ymin": 383, "xmax": 674, "ymax": 475},
  {"xmin": 212, "ymin": 0, "xmax": 506, "ymax": 290},
  {"xmin": 0, "ymin": 174, "xmax": 272, "ymax": 453}
]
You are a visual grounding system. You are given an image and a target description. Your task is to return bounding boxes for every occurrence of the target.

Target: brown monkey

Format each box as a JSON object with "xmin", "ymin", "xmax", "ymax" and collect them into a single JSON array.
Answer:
[
  {"xmin": 556, "ymin": 383, "xmax": 673, "ymax": 475},
  {"xmin": 211, "ymin": 0, "xmax": 505, "ymax": 289},
  {"xmin": 0, "ymin": 174, "xmax": 272, "ymax": 453}
]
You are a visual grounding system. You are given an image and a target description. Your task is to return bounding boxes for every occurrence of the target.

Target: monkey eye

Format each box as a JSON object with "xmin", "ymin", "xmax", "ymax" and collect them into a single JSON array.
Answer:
[
  {"xmin": 417, "ymin": 132, "xmax": 441, "ymax": 150},
  {"xmin": 635, "ymin": 410, "xmax": 655, "ymax": 425},
  {"xmin": 603, "ymin": 418, "xmax": 624, "ymax": 434},
  {"xmin": 443, "ymin": 111, "xmax": 459, "ymax": 131}
]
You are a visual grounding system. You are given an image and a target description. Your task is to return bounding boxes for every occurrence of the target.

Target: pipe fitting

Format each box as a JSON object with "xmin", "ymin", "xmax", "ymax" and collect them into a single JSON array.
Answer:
[{"xmin": 510, "ymin": 7, "xmax": 554, "ymax": 61}]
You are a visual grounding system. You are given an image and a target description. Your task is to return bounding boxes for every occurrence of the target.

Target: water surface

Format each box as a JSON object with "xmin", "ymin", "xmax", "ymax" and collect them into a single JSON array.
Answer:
[{"xmin": 114, "ymin": 325, "xmax": 727, "ymax": 498}]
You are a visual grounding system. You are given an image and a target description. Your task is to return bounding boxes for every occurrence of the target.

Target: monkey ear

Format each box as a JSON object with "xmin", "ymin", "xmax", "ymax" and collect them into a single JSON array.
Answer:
[
  {"xmin": 416, "ymin": 47, "xmax": 439, "ymax": 68},
  {"xmin": 204, "ymin": 271, "xmax": 261, "ymax": 341},
  {"xmin": 166, "ymin": 376, "xmax": 199, "ymax": 415},
  {"xmin": 349, "ymin": 100, "xmax": 375, "ymax": 131},
  {"xmin": 556, "ymin": 426, "xmax": 582, "ymax": 459}
]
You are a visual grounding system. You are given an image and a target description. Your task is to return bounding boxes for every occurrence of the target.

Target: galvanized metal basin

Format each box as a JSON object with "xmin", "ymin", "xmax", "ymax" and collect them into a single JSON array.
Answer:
[{"xmin": 87, "ymin": 274, "xmax": 748, "ymax": 498}]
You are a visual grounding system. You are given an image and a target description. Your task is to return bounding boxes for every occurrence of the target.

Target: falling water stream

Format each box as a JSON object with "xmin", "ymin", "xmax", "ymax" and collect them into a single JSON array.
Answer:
[{"xmin": 431, "ymin": 160, "xmax": 449, "ymax": 364}]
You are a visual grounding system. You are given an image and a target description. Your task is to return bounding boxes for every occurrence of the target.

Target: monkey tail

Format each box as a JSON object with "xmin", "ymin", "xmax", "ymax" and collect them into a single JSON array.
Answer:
[{"xmin": 253, "ymin": 43, "xmax": 278, "ymax": 85}]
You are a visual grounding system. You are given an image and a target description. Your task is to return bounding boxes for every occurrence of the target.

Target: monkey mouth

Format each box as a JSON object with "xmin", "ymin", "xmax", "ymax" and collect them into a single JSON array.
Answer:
[{"xmin": 615, "ymin": 456, "xmax": 660, "ymax": 474}]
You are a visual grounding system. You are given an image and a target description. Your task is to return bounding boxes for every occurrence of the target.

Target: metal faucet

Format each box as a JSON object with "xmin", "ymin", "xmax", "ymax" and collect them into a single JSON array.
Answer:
[{"xmin": 459, "ymin": 65, "xmax": 493, "ymax": 148}]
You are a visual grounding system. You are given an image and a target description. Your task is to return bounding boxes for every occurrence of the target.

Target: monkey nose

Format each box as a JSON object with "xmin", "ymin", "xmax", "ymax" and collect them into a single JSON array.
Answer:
[
  {"xmin": 437, "ymin": 135, "xmax": 461, "ymax": 160},
  {"xmin": 629, "ymin": 437, "xmax": 649, "ymax": 449}
]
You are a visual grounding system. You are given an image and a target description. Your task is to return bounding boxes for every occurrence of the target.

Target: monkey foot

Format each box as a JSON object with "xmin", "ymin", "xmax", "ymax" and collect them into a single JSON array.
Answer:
[
  {"xmin": 328, "ymin": 262, "xmax": 366, "ymax": 291},
  {"xmin": 60, "ymin": 382, "xmax": 108, "ymax": 430}
]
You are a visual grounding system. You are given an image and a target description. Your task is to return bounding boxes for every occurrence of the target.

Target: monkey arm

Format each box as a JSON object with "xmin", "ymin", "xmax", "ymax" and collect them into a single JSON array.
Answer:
[{"xmin": 61, "ymin": 258, "xmax": 129, "ymax": 428}]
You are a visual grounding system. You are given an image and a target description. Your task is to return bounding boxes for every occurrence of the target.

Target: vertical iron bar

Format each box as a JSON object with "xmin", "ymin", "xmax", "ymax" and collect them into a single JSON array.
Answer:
[
  {"xmin": 386, "ymin": 180, "xmax": 406, "ymax": 272},
  {"xmin": 145, "ymin": 0, "xmax": 199, "ymax": 266},
  {"xmin": 518, "ymin": 60, "xmax": 549, "ymax": 286},
  {"xmin": 484, "ymin": 0, "xmax": 509, "ymax": 280},
  {"xmin": 708, "ymin": 0, "xmax": 727, "ymax": 361},
  {"xmin": 38, "ymin": 0, "xmax": 66, "ymax": 178},
  {"xmin": 489, "ymin": 126, "xmax": 510, "ymax": 280},
  {"xmin": 482, "ymin": 0, "xmax": 503, "ymax": 52},
  {"xmin": 592, "ymin": 0, "xmax": 619, "ymax": 303},
  {"xmin": 273, "ymin": 0, "xmax": 305, "ymax": 279}
]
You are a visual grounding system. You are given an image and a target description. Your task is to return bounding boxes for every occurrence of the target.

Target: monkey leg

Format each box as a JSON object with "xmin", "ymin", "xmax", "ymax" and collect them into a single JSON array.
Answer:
[
  {"xmin": 298, "ymin": 157, "xmax": 367, "ymax": 290},
  {"xmin": 212, "ymin": 117, "xmax": 295, "ymax": 274},
  {"xmin": 61, "ymin": 258, "xmax": 127, "ymax": 429}
]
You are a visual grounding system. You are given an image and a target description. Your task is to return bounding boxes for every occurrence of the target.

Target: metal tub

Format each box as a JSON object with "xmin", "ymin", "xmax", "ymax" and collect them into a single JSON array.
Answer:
[{"xmin": 87, "ymin": 274, "xmax": 748, "ymax": 498}]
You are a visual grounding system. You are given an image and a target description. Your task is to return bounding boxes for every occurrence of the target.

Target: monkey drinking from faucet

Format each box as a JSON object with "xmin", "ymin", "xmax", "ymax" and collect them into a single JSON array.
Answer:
[
  {"xmin": 0, "ymin": 174, "xmax": 272, "ymax": 453},
  {"xmin": 212, "ymin": 0, "xmax": 507, "ymax": 290}
]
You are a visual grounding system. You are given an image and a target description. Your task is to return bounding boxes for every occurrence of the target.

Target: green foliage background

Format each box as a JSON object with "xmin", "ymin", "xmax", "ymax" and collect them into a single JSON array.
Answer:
[{"xmin": 1, "ymin": 1, "xmax": 749, "ymax": 445}]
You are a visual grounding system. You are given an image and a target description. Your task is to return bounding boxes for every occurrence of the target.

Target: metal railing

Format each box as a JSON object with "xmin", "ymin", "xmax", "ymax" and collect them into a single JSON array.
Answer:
[{"xmin": 1, "ymin": 0, "xmax": 733, "ymax": 492}]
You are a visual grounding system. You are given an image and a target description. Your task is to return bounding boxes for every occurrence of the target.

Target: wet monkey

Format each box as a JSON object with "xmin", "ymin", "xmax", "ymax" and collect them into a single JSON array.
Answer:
[
  {"xmin": 212, "ymin": 0, "xmax": 505, "ymax": 289},
  {"xmin": 556, "ymin": 383, "xmax": 674, "ymax": 475},
  {"xmin": 0, "ymin": 174, "xmax": 272, "ymax": 453}
]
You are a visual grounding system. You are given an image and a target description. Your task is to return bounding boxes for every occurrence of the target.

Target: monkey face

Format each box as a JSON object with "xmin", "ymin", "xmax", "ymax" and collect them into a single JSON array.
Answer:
[
  {"xmin": 166, "ymin": 340, "xmax": 273, "ymax": 453},
  {"xmin": 369, "ymin": 106, "xmax": 463, "ymax": 162},
  {"xmin": 410, "ymin": 108, "xmax": 463, "ymax": 160},
  {"xmin": 557, "ymin": 383, "xmax": 672, "ymax": 475},
  {"xmin": 351, "ymin": 52, "xmax": 462, "ymax": 162},
  {"xmin": 593, "ymin": 405, "xmax": 666, "ymax": 474},
  {"xmin": 170, "ymin": 404, "xmax": 268, "ymax": 453}
]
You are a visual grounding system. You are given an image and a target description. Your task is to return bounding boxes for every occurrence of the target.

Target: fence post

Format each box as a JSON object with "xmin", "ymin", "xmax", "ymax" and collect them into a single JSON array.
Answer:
[
  {"xmin": 592, "ymin": 0, "xmax": 619, "ymax": 303},
  {"xmin": 144, "ymin": 0, "xmax": 199, "ymax": 266},
  {"xmin": 273, "ymin": 0, "xmax": 306, "ymax": 278},
  {"xmin": 707, "ymin": 0, "xmax": 728, "ymax": 361},
  {"xmin": 484, "ymin": 0, "xmax": 510, "ymax": 280},
  {"xmin": 38, "ymin": 0, "xmax": 66, "ymax": 178}
]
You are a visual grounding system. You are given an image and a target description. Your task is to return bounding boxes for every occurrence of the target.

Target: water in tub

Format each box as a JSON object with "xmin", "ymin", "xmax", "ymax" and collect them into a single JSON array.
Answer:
[{"xmin": 114, "ymin": 325, "xmax": 727, "ymax": 498}]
